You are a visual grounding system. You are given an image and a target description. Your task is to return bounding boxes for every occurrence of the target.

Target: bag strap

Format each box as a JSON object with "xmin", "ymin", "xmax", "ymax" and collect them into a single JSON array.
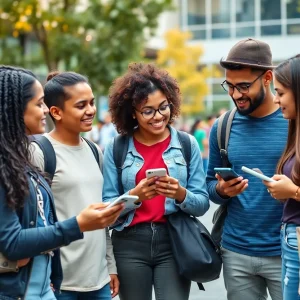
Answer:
[
  {"xmin": 82, "ymin": 137, "xmax": 100, "ymax": 169},
  {"xmin": 216, "ymin": 108, "xmax": 236, "ymax": 167},
  {"xmin": 33, "ymin": 136, "xmax": 100, "ymax": 181},
  {"xmin": 197, "ymin": 282, "xmax": 205, "ymax": 291},
  {"xmin": 113, "ymin": 135, "xmax": 129, "ymax": 195},
  {"xmin": 176, "ymin": 130, "xmax": 191, "ymax": 180},
  {"xmin": 33, "ymin": 136, "xmax": 56, "ymax": 180}
]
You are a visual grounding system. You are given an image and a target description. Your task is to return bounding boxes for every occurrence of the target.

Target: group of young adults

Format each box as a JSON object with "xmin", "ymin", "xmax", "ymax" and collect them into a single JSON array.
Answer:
[{"xmin": 0, "ymin": 37, "xmax": 299, "ymax": 300}]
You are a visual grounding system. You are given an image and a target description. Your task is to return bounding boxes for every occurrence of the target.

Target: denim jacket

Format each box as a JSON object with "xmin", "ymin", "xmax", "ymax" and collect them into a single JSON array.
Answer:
[
  {"xmin": 103, "ymin": 126, "xmax": 209, "ymax": 231},
  {"xmin": 0, "ymin": 170, "xmax": 83, "ymax": 300}
]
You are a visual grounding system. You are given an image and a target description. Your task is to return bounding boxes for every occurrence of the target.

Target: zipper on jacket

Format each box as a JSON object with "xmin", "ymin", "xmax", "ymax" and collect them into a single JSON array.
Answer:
[{"xmin": 23, "ymin": 175, "xmax": 39, "ymax": 299}]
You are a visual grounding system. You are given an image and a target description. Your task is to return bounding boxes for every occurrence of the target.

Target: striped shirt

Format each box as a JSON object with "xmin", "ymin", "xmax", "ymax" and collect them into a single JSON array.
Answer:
[{"xmin": 206, "ymin": 108, "xmax": 288, "ymax": 256}]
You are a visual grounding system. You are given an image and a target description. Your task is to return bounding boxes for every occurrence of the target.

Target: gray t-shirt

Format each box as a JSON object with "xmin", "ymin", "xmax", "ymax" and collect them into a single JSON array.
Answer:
[{"xmin": 30, "ymin": 134, "xmax": 117, "ymax": 292}]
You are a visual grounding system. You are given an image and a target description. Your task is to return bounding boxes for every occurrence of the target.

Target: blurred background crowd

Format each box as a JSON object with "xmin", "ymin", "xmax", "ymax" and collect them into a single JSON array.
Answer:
[{"xmin": 1, "ymin": 0, "xmax": 299, "ymax": 139}]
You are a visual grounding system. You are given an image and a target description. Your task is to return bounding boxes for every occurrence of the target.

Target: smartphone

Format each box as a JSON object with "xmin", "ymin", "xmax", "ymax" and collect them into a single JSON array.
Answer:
[
  {"xmin": 106, "ymin": 195, "xmax": 140, "ymax": 209},
  {"xmin": 146, "ymin": 168, "xmax": 167, "ymax": 179},
  {"xmin": 214, "ymin": 167, "xmax": 240, "ymax": 181},
  {"xmin": 241, "ymin": 166, "xmax": 275, "ymax": 182}
]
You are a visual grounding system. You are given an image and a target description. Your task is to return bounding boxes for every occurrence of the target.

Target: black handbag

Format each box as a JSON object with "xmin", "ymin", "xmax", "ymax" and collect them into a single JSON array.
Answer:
[{"xmin": 167, "ymin": 211, "xmax": 222, "ymax": 290}]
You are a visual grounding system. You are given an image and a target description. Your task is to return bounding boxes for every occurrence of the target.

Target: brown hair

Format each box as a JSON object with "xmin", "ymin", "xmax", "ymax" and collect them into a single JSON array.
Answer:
[
  {"xmin": 109, "ymin": 63, "xmax": 181, "ymax": 135},
  {"xmin": 274, "ymin": 55, "xmax": 300, "ymax": 186}
]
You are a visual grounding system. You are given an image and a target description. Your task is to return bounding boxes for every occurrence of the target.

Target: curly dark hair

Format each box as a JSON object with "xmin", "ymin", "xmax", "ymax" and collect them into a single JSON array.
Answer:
[
  {"xmin": 0, "ymin": 66, "xmax": 38, "ymax": 209},
  {"xmin": 109, "ymin": 63, "xmax": 181, "ymax": 135}
]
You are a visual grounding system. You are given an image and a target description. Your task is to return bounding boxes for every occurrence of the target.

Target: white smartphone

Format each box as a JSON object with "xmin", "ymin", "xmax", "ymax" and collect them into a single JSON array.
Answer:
[
  {"xmin": 106, "ymin": 195, "xmax": 140, "ymax": 209},
  {"xmin": 145, "ymin": 168, "xmax": 167, "ymax": 179},
  {"xmin": 241, "ymin": 166, "xmax": 275, "ymax": 182}
]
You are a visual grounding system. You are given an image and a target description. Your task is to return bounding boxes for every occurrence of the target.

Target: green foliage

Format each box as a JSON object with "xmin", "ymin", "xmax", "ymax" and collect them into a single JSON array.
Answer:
[{"xmin": 0, "ymin": 0, "xmax": 172, "ymax": 93}]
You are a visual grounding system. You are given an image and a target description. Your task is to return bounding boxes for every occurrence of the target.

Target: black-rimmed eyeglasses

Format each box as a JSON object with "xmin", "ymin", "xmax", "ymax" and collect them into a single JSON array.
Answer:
[
  {"xmin": 134, "ymin": 103, "xmax": 172, "ymax": 120},
  {"xmin": 221, "ymin": 71, "xmax": 266, "ymax": 94}
]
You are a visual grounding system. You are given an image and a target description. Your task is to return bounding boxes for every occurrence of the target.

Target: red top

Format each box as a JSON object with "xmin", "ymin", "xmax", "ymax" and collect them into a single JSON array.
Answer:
[{"xmin": 130, "ymin": 135, "xmax": 171, "ymax": 226}]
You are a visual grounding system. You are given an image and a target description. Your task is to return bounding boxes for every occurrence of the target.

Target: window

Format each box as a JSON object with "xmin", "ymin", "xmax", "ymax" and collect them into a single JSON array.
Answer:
[
  {"xmin": 191, "ymin": 29, "xmax": 206, "ymax": 40},
  {"xmin": 188, "ymin": 0, "xmax": 206, "ymax": 25},
  {"xmin": 261, "ymin": 25, "xmax": 281, "ymax": 36},
  {"xmin": 212, "ymin": 0, "xmax": 230, "ymax": 24},
  {"xmin": 212, "ymin": 28, "xmax": 230, "ymax": 39},
  {"xmin": 236, "ymin": 26, "xmax": 255, "ymax": 37},
  {"xmin": 236, "ymin": 0, "xmax": 255, "ymax": 22},
  {"xmin": 287, "ymin": 24, "xmax": 300, "ymax": 35},
  {"xmin": 286, "ymin": 0, "xmax": 300, "ymax": 19},
  {"xmin": 261, "ymin": 0, "xmax": 281, "ymax": 20}
]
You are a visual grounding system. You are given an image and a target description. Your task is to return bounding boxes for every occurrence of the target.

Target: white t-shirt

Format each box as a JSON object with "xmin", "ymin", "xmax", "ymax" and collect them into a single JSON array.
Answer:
[{"xmin": 30, "ymin": 134, "xmax": 117, "ymax": 292}]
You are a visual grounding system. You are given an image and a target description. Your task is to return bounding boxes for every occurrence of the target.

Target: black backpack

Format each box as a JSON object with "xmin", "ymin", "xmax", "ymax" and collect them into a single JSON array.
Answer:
[
  {"xmin": 211, "ymin": 108, "xmax": 237, "ymax": 245},
  {"xmin": 32, "ymin": 136, "xmax": 100, "ymax": 180}
]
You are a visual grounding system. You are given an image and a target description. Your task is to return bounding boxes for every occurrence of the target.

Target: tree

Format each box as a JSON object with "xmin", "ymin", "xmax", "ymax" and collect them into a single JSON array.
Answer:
[
  {"xmin": 156, "ymin": 29, "xmax": 213, "ymax": 115},
  {"xmin": 0, "ymin": 0, "xmax": 172, "ymax": 93}
]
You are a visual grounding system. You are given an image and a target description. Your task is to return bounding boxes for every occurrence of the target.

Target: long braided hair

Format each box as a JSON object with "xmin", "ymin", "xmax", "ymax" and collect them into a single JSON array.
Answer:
[{"xmin": 0, "ymin": 66, "xmax": 38, "ymax": 209}]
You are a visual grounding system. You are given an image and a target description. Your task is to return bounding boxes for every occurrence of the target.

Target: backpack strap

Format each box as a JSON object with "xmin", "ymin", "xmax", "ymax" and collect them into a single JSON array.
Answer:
[
  {"xmin": 33, "ymin": 136, "xmax": 100, "ymax": 181},
  {"xmin": 113, "ymin": 135, "xmax": 130, "ymax": 195},
  {"xmin": 32, "ymin": 136, "xmax": 56, "ymax": 181},
  {"xmin": 176, "ymin": 130, "xmax": 191, "ymax": 179},
  {"xmin": 216, "ymin": 108, "xmax": 236, "ymax": 167},
  {"xmin": 82, "ymin": 137, "xmax": 100, "ymax": 168}
]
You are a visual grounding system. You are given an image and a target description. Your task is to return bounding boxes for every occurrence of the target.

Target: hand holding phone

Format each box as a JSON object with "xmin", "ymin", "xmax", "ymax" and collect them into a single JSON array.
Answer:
[
  {"xmin": 107, "ymin": 195, "xmax": 140, "ymax": 209},
  {"xmin": 214, "ymin": 167, "xmax": 240, "ymax": 181},
  {"xmin": 146, "ymin": 168, "xmax": 167, "ymax": 179},
  {"xmin": 154, "ymin": 174, "xmax": 186, "ymax": 202},
  {"xmin": 214, "ymin": 167, "xmax": 248, "ymax": 198},
  {"xmin": 241, "ymin": 166, "xmax": 275, "ymax": 182}
]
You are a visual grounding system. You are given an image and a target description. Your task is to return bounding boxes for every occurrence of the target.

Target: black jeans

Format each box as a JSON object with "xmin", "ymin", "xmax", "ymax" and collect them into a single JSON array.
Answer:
[{"xmin": 112, "ymin": 222, "xmax": 191, "ymax": 300}]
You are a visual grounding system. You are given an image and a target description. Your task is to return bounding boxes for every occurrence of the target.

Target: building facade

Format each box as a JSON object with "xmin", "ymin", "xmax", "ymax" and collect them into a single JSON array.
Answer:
[{"xmin": 147, "ymin": 0, "xmax": 300, "ymax": 113}]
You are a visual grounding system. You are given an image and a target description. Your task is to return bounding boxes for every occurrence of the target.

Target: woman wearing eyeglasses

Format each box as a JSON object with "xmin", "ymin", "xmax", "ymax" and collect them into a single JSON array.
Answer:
[{"xmin": 102, "ymin": 63, "xmax": 209, "ymax": 300}]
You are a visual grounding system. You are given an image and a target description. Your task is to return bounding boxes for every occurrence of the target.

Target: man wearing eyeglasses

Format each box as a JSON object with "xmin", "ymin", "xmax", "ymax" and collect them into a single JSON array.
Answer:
[{"xmin": 206, "ymin": 38, "xmax": 288, "ymax": 300}]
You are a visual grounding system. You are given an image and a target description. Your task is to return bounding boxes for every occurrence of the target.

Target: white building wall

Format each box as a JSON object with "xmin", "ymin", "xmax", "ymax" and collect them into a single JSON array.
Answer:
[{"xmin": 147, "ymin": 0, "xmax": 300, "ymax": 112}]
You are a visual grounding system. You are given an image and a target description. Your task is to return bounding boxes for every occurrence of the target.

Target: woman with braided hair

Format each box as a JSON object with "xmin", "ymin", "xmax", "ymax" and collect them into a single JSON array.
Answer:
[{"xmin": 0, "ymin": 66, "xmax": 123, "ymax": 299}]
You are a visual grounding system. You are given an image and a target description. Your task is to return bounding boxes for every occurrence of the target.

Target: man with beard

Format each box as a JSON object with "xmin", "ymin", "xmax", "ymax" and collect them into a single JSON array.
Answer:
[{"xmin": 206, "ymin": 38, "xmax": 288, "ymax": 300}]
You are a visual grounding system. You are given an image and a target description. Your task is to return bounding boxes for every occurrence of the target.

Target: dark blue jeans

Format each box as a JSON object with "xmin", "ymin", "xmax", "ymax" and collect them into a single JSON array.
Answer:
[
  {"xmin": 112, "ymin": 222, "xmax": 191, "ymax": 300},
  {"xmin": 55, "ymin": 284, "xmax": 111, "ymax": 300}
]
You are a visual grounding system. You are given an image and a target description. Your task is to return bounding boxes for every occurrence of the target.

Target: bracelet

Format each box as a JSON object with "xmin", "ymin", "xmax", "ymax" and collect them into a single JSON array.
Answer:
[{"xmin": 296, "ymin": 186, "xmax": 300, "ymax": 200}]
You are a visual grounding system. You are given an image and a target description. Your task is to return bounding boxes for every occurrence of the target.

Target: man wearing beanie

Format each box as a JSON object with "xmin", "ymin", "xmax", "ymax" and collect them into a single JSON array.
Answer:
[{"xmin": 206, "ymin": 38, "xmax": 287, "ymax": 300}]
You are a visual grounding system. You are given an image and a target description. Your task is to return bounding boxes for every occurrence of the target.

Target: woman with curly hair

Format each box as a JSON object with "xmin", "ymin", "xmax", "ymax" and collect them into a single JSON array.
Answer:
[
  {"xmin": 103, "ymin": 63, "xmax": 209, "ymax": 300},
  {"xmin": 0, "ymin": 66, "xmax": 123, "ymax": 299}
]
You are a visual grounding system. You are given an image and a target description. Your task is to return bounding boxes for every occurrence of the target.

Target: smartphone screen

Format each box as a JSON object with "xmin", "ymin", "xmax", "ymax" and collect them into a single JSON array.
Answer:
[{"xmin": 214, "ymin": 167, "xmax": 240, "ymax": 181}]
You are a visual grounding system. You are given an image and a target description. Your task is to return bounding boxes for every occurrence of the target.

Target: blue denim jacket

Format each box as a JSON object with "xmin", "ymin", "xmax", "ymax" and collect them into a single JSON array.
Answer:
[
  {"xmin": 103, "ymin": 126, "xmax": 209, "ymax": 231},
  {"xmin": 0, "ymin": 171, "xmax": 83, "ymax": 299}
]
